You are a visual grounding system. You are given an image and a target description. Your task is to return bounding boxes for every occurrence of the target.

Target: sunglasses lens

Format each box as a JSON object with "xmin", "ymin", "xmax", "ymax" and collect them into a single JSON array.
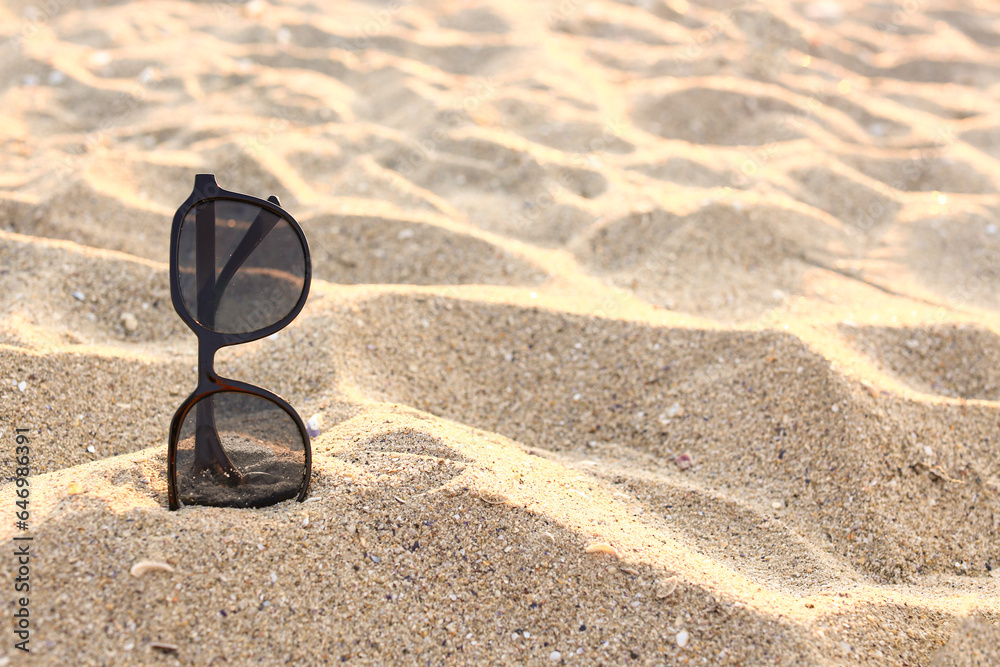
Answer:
[
  {"xmin": 173, "ymin": 392, "xmax": 308, "ymax": 508},
  {"xmin": 176, "ymin": 200, "xmax": 307, "ymax": 334}
]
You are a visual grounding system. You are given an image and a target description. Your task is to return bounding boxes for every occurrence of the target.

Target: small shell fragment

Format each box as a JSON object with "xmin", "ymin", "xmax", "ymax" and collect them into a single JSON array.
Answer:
[
  {"xmin": 619, "ymin": 566, "xmax": 639, "ymax": 576},
  {"xmin": 130, "ymin": 560, "xmax": 175, "ymax": 578},
  {"xmin": 67, "ymin": 481, "xmax": 84, "ymax": 495},
  {"xmin": 121, "ymin": 312, "xmax": 138, "ymax": 333},
  {"xmin": 676, "ymin": 629, "xmax": 689, "ymax": 649},
  {"xmin": 584, "ymin": 543, "xmax": 619, "ymax": 557},
  {"xmin": 149, "ymin": 642, "xmax": 178, "ymax": 653},
  {"xmin": 656, "ymin": 576, "xmax": 679, "ymax": 599},
  {"xmin": 675, "ymin": 452, "xmax": 693, "ymax": 471},
  {"xmin": 305, "ymin": 414, "xmax": 322, "ymax": 438}
]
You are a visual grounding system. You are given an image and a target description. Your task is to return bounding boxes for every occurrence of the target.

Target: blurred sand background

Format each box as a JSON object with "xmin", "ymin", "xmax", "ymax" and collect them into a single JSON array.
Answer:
[{"xmin": 1, "ymin": 0, "xmax": 1000, "ymax": 664}]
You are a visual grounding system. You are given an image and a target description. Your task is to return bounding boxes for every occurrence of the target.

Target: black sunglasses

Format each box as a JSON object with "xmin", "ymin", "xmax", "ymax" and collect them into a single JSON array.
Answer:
[{"xmin": 166, "ymin": 174, "xmax": 312, "ymax": 510}]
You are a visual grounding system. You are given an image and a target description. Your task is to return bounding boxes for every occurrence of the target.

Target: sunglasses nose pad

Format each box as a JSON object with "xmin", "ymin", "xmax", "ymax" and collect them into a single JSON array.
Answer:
[{"xmin": 267, "ymin": 195, "xmax": 280, "ymax": 206}]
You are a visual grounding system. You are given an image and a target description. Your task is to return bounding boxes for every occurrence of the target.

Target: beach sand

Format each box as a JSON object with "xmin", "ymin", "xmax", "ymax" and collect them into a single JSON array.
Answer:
[{"xmin": 1, "ymin": 0, "xmax": 999, "ymax": 664}]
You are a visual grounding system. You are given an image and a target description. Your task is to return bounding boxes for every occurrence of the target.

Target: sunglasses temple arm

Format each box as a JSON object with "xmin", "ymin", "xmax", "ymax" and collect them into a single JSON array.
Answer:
[
  {"xmin": 193, "ymin": 201, "xmax": 243, "ymax": 484},
  {"xmin": 213, "ymin": 202, "xmax": 282, "ymax": 308},
  {"xmin": 196, "ymin": 201, "xmax": 217, "ymax": 329}
]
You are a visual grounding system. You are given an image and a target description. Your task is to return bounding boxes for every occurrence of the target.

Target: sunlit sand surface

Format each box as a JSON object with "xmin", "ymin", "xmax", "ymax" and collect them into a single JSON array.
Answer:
[{"xmin": 1, "ymin": 0, "xmax": 999, "ymax": 663}]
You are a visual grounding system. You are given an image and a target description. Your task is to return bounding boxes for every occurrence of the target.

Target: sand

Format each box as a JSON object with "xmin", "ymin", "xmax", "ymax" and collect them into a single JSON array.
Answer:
[{"xmin": 1, "ymin": 0, "xmax": 999, "ymax": 664}]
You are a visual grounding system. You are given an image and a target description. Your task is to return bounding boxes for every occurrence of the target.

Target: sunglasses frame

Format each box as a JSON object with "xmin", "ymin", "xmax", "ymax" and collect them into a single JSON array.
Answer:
[{"xmin": 166, "ymin": 173, "xmax": 312, "ymax": 510}]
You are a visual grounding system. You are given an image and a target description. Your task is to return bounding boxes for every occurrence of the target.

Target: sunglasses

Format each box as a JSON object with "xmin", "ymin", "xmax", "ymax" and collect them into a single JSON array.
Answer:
[{"xmin": 166, "ymin": 174, "xmax": 312, "ymax": 510}]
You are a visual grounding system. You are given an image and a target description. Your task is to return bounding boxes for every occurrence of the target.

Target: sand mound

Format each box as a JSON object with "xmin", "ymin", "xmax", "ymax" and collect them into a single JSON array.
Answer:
[
  {"xmin": 301, "ymin": 214, "xmax": 547, "ymax": 286},
  {"xmin": 627, "ymin": 156, "xmax": 735, "ymax": 189},
  {"xmin": 842, "ymin": 153, "xmax": 995, "ymax": 194},
  {"xmin": 490, "ymin": 95, "xmax": 636, "ymax": 154},
  {"xmin": 0, "ymin": 345, "xmax": 189, "ymax": 474},
  {"xmin": 2, "ymin": 180, "xmax": 172, "ymax": 261},
  {"xmin": 2, "ymin": 426, "xmax": 839, "ymax": 666},
  {"xmin": 632, "ymin": 87, "xmax": 806, "ymax": 146},
  {"xmin": 841, "ymin": 324, "xmax": 1000, "ymax": 400},
  {"xmin": 904, "ymin": 212, "xmax": 1000, "ymax": 311},
  {"xmin": 340, "ymin": 293, "xmax": 1000, "ymax": 584},
  {"xmin": 437, "ymin": 7, "xmax": 511, "ymax": 34},
  {"xmin": 0, "ymin": 231, "xmax": 181, "ymax": 345},
  {"xmin": 374, "ymin": 133, "xmax": 607, "ymax": 245},
  {"xmin": 930, "ymin": 615, "xmax": 1000, "ymax": 666},
  {"xmin": 572, "ymin": 201, "xmax": 846, "ymax": 321},
  {"xmin": 789, "ymin": 165, "xmax": 901, "ymax": 232}
]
